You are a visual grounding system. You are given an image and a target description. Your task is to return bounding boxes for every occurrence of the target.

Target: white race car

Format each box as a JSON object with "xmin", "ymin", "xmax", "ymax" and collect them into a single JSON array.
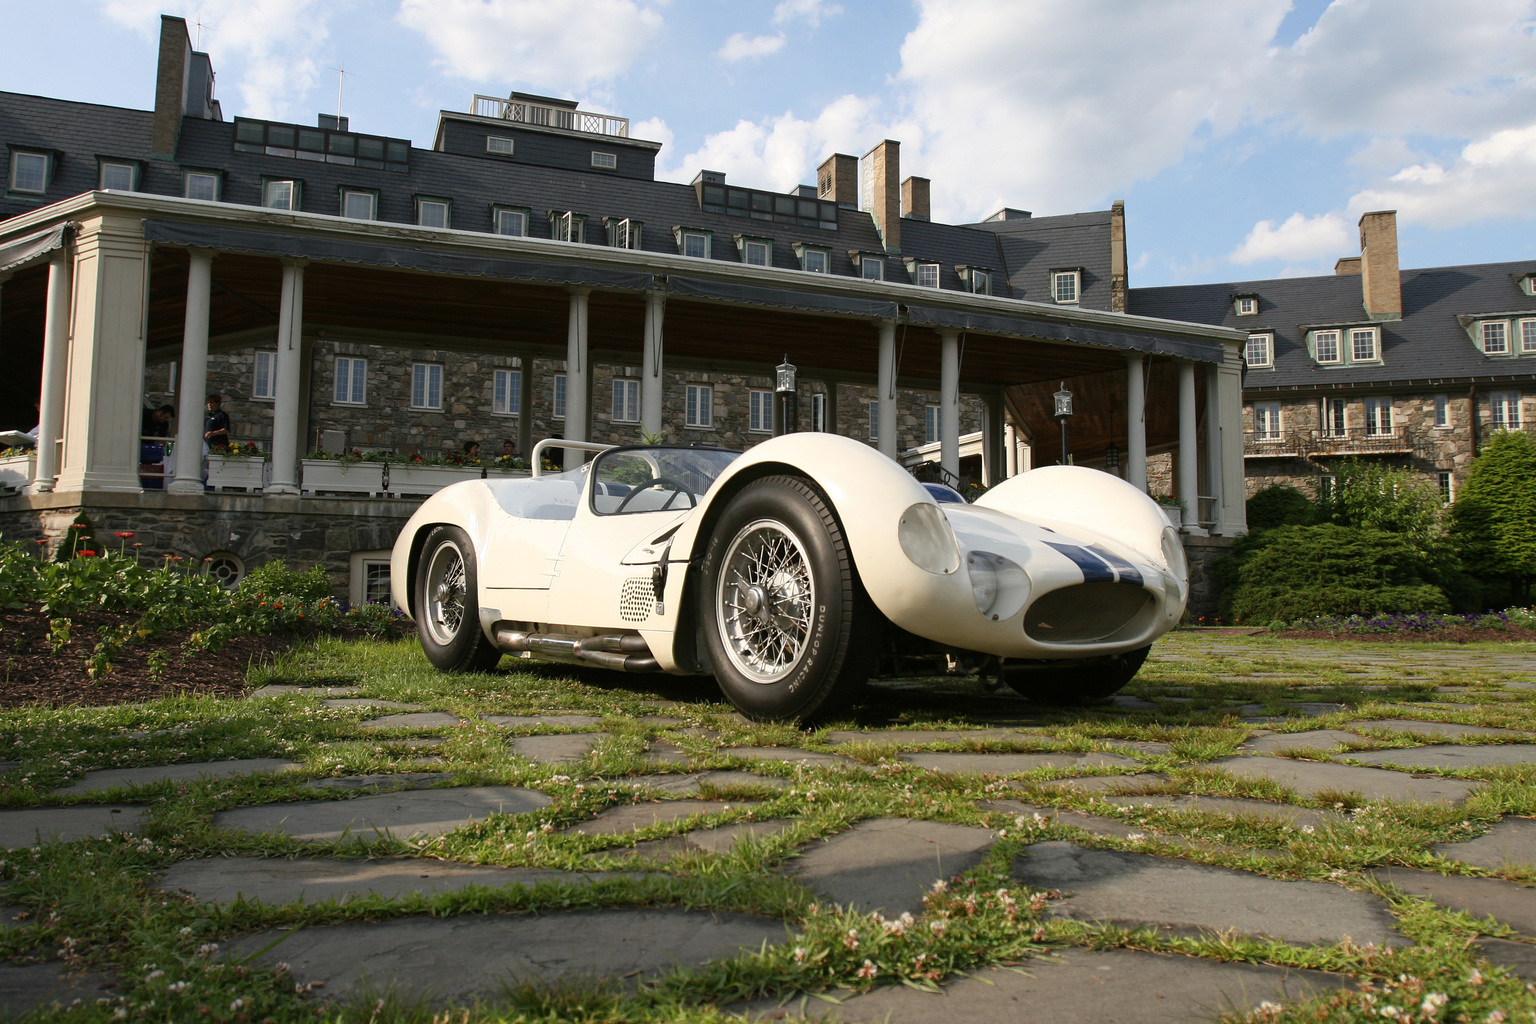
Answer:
[{"xmin": 391, "ymin": 433, "xmax": 1187, "ymax": 722}]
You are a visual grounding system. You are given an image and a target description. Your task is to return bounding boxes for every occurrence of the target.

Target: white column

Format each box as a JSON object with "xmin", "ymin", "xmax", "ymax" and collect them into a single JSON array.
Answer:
[
  {"xmin": 168, "ymin": 250, "xmax": 213, "ymax": 494},
  {"xmin": 564, "ymin": 287, "xmax": 590, "ymax": 470},
  {"xmin": 1126, "ymin": 353, "xmax": 1147, "ymax": 491},
  {"xmin": 876, "ymin": 319, "xmax": 897, "ymax": 459},
  {"xmin": 1004, "ymin": 422, "xmax": 1018, "ymax": 478},
  {"xmin": 980, "ymin": 395, "xmax": 1003, "ymax": 487},
  {"xmin": 265, "ymin": 259, "xmax": 305, "ymax": 494},
  {"xmin": 939, "ymin": 328, "xmax": 960, "ymax": 480},
  {"xmin": 1216, "ymin": 341, "xmax": 1249, "ymax": 535},
  {"xmin": 517, "ymin": 353, "xmax": 535, "ymax": 458},
  {"xmin": 32, "ymin": 254, "xmax": 72, "ymax": 492},
  {"xmin": 1203, "ymin": 362, "xmax": 1223, "ymax": 529},
  {"xmin": 641, "ymin": 289, "xmax": 664, "ymax": 438},
  {"xmin": 1177, "ymin": 359, "xmax": 1203, "ymax": 533}
]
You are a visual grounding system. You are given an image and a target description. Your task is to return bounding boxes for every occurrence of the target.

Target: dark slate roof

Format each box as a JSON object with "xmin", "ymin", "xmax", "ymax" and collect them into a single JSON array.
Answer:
[
  {"xmin": 897, "ymin": 218, "xmax": 1010, "ymax": 295},
  {"xmin": 1130, "ymin": 262, "xmax": 1536, "ymax": 390},
  {"xmin": 0, "ymin": 92, "xmax": 157, "ymax": 222},
  {"xmin": 965, "ymin": 210, "xmax": 1117, "ymax": 311}
]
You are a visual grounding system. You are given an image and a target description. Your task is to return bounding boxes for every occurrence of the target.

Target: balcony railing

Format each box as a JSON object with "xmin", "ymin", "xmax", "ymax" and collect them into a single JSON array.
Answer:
[
  {"xmin": 1244, "ymin": 427, "xmax": 1423, "ymax": 458},
  {"xmin": 471, "ymin": 95, "xmax": 629, "ymax": 138},
  {"xmin": 1243, "ymin": 430, "xmax": 1306, "ymax": 457}
]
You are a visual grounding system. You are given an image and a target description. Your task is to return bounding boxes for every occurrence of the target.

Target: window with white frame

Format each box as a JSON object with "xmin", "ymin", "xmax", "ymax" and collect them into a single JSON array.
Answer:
[
  {"xmin": 1252, "ymin": 401, "xmax": 1282, "ymax": 441},
  {"xmin": 1491, "ymin": 391, "xmax": 1523, "ymax": 428},
  {"xmin": 417, "ymin": 198, "xmax": 450, "ymax": 229},
  {"xmin": 1051, "ymin": 270, "xmax": 1079, "ymax": 304},
  {"xmin": 810, "ymin": 392, "xmax": 827, "ymax": 432},
  {"xmin": 553, "ymin": 374, "xmax": 567, "ymax": 419},
  {"xmin": 99, "ymin": 161, "xmax": 135, "ymax": 191},
  {"xmin": 486, "ymin": 136, "xmax": 514, "ymax": 155},
  {"xmin": 495, "ymin": 208, "xmax": 527, "ymax": 237},
  {"xmin": 741, "ymin": 239, "xmax": 771, "ymax": 267},
  {"xmin": 8, "ymin": 151, "xmax": 47, "ymax": 194},
  {"xmin": 550, "ymin": 211, "xmax": 584, "ymax": 243},
  {"xmin": 925, "ymin": 405, "xmax": 941, "ymax": 445},
  {"xmin": 341, "ymin": 189, "xmax": 376, "ymax": 220},
  {"xmin": 965, "ymin": 268, "xmax": 992, "ymax": 295},
  {"xmin": 860, "ymin": 255, "xmax": 884, "ymax": 281},
  {"xmin": 1235, "ymin": 296, "xmax": 1258, "ymax": 316},
  {"xmin": 411, "ymin": 363, "xmax": 443, "ymax": 410},
  {"xmin": 606, "ymin": 217, "xmax": 641, "ymax": 249},
  {"xmin": 493, "ymin": 368, "xmax": 521, "ymax": 416},
  {"xmin": 590, "ymin": 151, "xmax": 617, "ymax": 170},
  {"xmin": 252, "ymin": 351, "xmax": 277, "ymax": 401},
  {"xmin": 1351, "ymin": 328, "xmax": 1378, "ymax": 361},
  {"xmin": 1438, "ymin": 471, "xmax": 1454, "ymax": 504},
  {"xmin": 912, "ymin": 262, "xmax": 939, "ymax": 288},
  {"xmin": 1434, "ymin": 394, "xmax": 1451, "ymax": 428},
  {"xmin": 612, "ymin": 378, "xmax": 639, "ymax": 423},
  {"xmin": 799, "ymin": 247, "xmax": 828, "ymax": 273},
  {"xmin": 1314, "ymin": 330, "xmax": 1341, "ymax": 364},
  {"xmin": 1363, "ymin": 396, "xmax": 1393, "ymax": 436},
  {"xmin": 868, "ymin": 401, "xmax": 879, "ymax": 440},
  {"xmin": 263, "ymin": 179, "xmax": 298, "ymax": 210},
  {"xmin": 1317, "ymin": 473, "xmax": 1336, "ymax": 501},
  {"xmin": 748, "ymin": 390, "xmax": 773, "ymax": 433},
  {"xmin": 333, "ymin": 356, "xmax": 367, "ymax": 405},
  {"xmin": 1245, "ymin": 333, "xmax": 1273, "ymax": 368},
  {"xmin": 680, "ymin": 230, "xmax": 710, "ymax": 259},
  {"xmin": 1523, "ymin": 275, "xmax": 1536, "ymax": 297},
  {"xmin": 685, "ymin": 384, "xmax": 713, "ymax": 428},
  {"xmin": 1321, "ymin": 397, "xmax": 1346, "ymax": 436},
  {"xmin": 1482, "ymin": 321, "xmax": 1509, "ymax": 354},
  {"xmin": 183, "ymin": 170, "xmax": 219, "ymax": 202},
  {"xmin": 1523, "ymin": 319, "xmax": 1536, "ymax": 353}
]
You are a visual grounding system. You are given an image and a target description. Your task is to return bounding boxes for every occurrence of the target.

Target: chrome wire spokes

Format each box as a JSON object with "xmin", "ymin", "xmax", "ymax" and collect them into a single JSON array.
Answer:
[
  {"xmin": 425, "ymin": 543, "xmax": 467, "ymax": 644},
  {"xmin": 718, "ymin": 519, "xmax": 814, "ymax": 683}
]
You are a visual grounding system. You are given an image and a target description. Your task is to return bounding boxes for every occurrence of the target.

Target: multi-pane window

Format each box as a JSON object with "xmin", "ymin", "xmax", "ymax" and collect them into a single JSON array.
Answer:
[
  {"xmin": 810, "ymin": 392, "xmax": 827, "ymax": 432},
  {"xmin": 9, "ymin": 152, "xmax": 47, "ymax": 193},
  {"xmin": 1314, "ymin": 331, "xmax": 1340, "ymax": 363},
  {"xmin": 1245, "ymin": 333, "xmax": 1272, "ymax": 368},
  {"xmin": 1434, "ymin": 394, "xmax": 1451, "ymax": 428},
  {"xmin": 1052, "ymin": 271, "xmax": 1079, "ymax": 303},
  {"xmin": 418, "ymin": 199, "xmax": 450, "ymax": 228},
  {"xmin": 1523, "ymin": 320, "xmax": 1536, "ymax": 353},
  {"xmin": 411, "ymin": 363, "xmax": 443, "ymax": 410},
  {"xmin": 925, "ymin": 405, "xmax": 941, "ymax": 445},
  {"xmin": 1321, "ymin": 397, "xmax": 1346, "ymax": 436},
  {"xmin": 801, "ymin": 248, "xmax": 827, "ymax": 273},
  {"xmin": 743, "ymin": 240, "xmax": 770, "ymax": 266},
  {"xmin": 591, "ymin": 151, "xmax": 617, "ymax": 170},
  {"xmin": 606, "ymin": 218, "xmax": 641, "ymax": 249},
  {"xmin": 493, "ymin": 369, "xmax": 521, "ymax": 416},
  {"xmin": 1235, "ymin": 296, "xmax": 1257, "ymax": 316},
  {"xmin": 1483, "ymin": 321, "xmax": 1509, "ymax": 354},
  {"xmin": 685, "ymin": 384, "xmax": 713, "ymax": 428},
  {"xmin": 1363, "ymin": 397, "xmax": 1393, "ymax": 436},
  {"xmin": 252, "ymin": 351, "xmax": 277, "ymax": 400},
  {"xmin": 913, "ymin": 262, "xmax": 939, "ymax": 288},
  {"xmin": 364, "ymin": 561, "xmax": 392, "ymax": 605},
  {"xmin": 341, "ymin": 189, "xmax": 375, "ymax": 219},
  {"xmin": 1351, "ymin": 328, "xmax": 1377, "ymax": 361},
  {"xmin": 99, "ymin": 162, "xmax": 135, "ymax": 191},
  {"xmin": 861, "ymin": 257, "xmax": 884, "ymax": 281},
  {"xmin": 184, "ymin": 171, "xmax": 219, "ymax": 201},
  {"xmin": 486, "ymin": 136, "xmax": 514, "ymax": 155},
  {"xmin": 968, "ymin": 269, "xmax": 991, "ymax": 295},
  {"xmin": 682, "ymin": 232, "xmax": 709, "ymax": 259},
  {"xmin": 496, "ymin": 209, "xmax": 527, "ymax": 236},
  {"xmin": 551, "ymin": 212, "xmax": 584, "ymax": 243},
  {"xmin": 333, "ymin": 356, "xmax": 366, "ymax": 405},
  {"xmin": 868, "ymin": 401, "xmax": 879, "ymax": 440},
  {"xmin": 749, "ymin": 390, "xmax": 773, "ymax": 433},
  {"xmin": 612, "ymin": 379, "xmax": 639, "ymax": 423},
  {"xmin": 553, "ymin": 374, "xmax": 567, "ymax": 419},
  {"xmin": 1491, "ymin": 391, "xmax": 1523, "ymax": 428},
  {"xmin": 1252, "ymin": 402, "xmax": 1282, "ymax": 441},
  {"xmin": 263, "ymin": 179, "xmax": 297, "ymax": 210},
  {"xmin": 1438, "ymin": 471, "xmax": 1454, "ymax": 505}
]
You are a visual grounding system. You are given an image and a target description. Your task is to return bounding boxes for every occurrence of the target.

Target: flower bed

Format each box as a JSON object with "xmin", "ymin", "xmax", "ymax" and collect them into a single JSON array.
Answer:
[
  {"xmin": 385, "ymin": 462, "xmax": 484, "ymax": 497},
  {"xmin": 1274, "ymin": 607, "xmax": 1536, "ymax": 642},
  {"xmin": 206, "ymin": 447, "xmax": 267, "ymax": 492}
]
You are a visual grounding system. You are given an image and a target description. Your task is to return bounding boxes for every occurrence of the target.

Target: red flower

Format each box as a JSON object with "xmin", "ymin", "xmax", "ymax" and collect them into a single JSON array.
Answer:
[
  {"xmin": 70, "ymin": 524, "xmax": 86, "ymax": 530},
  {"xmin": 114, "ymin": 531, "xmax": 134, "ymax": 539},
  {"xmin": 33, "ymin": 539, "xmax": 45, "ymax": 545},
  {"xmin": 78, "ymin": 550, "xmax": 97, "ymax": 557}
]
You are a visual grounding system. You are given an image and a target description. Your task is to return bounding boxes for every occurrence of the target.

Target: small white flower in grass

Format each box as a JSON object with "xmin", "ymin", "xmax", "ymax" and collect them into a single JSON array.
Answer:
[
  {"xmin": 856, "ymin": 960, "xmax": 877, "ymax": 979},
  {"xmin": 1421, "ymin": 993, "xmax": 1448, "ymax": 1018},
  {"xmin": 929, "ymin": 918, "xmax": 947, "ymax": 937},
  {"xmin": 1467, "ymin": 968, "xmax": 1484, "ymax": 986},
  {"xmin": 792, "ymin": 946, "xmax": 806, "ymax": 963},
  {"xmin": 1126, "ymin": 833, "xmax": 1146, "ymax": 842},
  {"xmin": 144, "ymin": 970, "xmax": 164, "ymax": 981},
  {"xmin": 843, "ymin": 929, "xmax": 860, "ymax": 949},
  {"xmin": 166, "ymin": 981, "xmax": 189, "ymax": 994},
  {"xmin": 229, "ymin": 998, "xmax": 245, "ymax": 1012},
  {"xmin": 1485, "ymin": 1010, "xmax": 1506, "ymax": 1023},
  {"xmin": 1300, "ymin": 825, "xmax": 1315, "ymax": 835},
  {"xmin": 196, "ymin": 943, "xmax": 218, "ymax": 957},
  {"xmin": 930, "ymin": 879, "xmax": 947, "ymax": 893}
]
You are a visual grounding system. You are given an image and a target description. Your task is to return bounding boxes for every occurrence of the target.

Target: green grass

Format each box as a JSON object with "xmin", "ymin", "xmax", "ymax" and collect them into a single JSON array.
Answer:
[{"xmin": 2, "ymin": 631, "xmax": 1536, "ymax": 1021}]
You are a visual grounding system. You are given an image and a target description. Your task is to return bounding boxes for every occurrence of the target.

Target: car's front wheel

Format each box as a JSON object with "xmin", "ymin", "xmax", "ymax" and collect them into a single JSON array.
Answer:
[
  {"xmin": 414, "ymin": 525, "xmax": 502, "ymax": 673},
  {"xmin": 1002, "ymin": 645, "xmax": 1151, "ymax": 704},
  {"xmin": 699, "ymin": 475, "xmax": 872, "ymax": 723}
]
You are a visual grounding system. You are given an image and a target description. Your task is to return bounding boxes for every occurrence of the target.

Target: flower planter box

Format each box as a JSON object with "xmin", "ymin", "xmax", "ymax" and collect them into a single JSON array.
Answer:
[
  {"xmin": 386, "ymin": 463, "xmax": 484, "ymax": 497},
  {"xmin": 0, "ymin": 452, "xmax": 34, "ymax": 493},
  {"xmin": 300, "ymin": 459, "xmax": 385, "ymax": 496},
  {"xmin": 1158, "ymin": 504, "xmax": 1184, "ymax": 529},
  {"xmin": 206, "ymin": 454, "xmax": 267, "ymax": 493}
]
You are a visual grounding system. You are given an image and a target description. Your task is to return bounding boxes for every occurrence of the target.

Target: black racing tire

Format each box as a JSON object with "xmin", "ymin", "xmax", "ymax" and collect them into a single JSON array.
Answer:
[
  {"xmin": 1002, "ymin": 645, "xmax": 1151, "ymax": 704},
  {"xmin": 413, "ymin": 525, "xmax": 503, "ymax": 673},
  {"xmin": 699, "ymin": 475, "xmax": 872, "ymax": 723}
]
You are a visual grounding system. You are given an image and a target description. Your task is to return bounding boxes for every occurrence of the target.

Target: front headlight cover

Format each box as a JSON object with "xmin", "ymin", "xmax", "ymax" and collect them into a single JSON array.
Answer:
[
  {"xmin": 898, "ymin": 502, "xmax": 961, "ymax": 575},
  {"xmin": 966, "ymin": 550, "xmax": 1030, "ymax": 620}
]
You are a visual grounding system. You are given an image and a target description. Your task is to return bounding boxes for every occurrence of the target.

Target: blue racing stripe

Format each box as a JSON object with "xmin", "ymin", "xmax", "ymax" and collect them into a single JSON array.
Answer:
[
  {"xmin": 1043, "ymin": 542, "xmax": 1116, "ymax": 583},
  {"xmin": 1090, "ymin": 545, "xmax": 1144, "ymax": 586}
]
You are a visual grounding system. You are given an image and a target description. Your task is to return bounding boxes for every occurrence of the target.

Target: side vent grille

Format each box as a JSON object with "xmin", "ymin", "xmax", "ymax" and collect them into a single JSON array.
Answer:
[{"xmin": 620, "ymin": 576, "xmax": 655, "ymax": 623}]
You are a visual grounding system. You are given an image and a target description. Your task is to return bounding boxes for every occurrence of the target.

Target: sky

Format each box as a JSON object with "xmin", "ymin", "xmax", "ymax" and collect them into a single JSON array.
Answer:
[{"xmin": 2, "ymin": 0, "xmax": 1534, "ymax": 288}]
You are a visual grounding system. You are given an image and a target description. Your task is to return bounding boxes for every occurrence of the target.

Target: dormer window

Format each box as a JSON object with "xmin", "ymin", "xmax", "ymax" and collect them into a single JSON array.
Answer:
[
  {"xmin": 1520, "ymin": 274, "xmax": 1536, "ymax": 297},
  {"xmin": 958, "ymin": 266, "xmax": 992, "ymax": 295},
  {"xmin": 1480, "ymin": 321, "xmax": 1509, "ymax": 354},
  {"xmin": 850, "ymin": 252, "xmax": 885, "ymax": 281},
  {"xmin": 736, "ymin": 236, "xmax": 772, "ymax": 267},
  {"xmin": 417, "ymin": 196, "xmax": 451, "ymax": 228},
  {"xmin": 98, "ymin": 160, "xmax": 137, "ymax": 191},
  {"xmin": 494, "ymin": 206, "xmax": 529, "ymax": 236},
  {"xmin": 263, "ymin": 178, "xmax": 300, "ymax": 210},
  {"xmin": 1306, "ymin": 322, "xmax": 1381, "ymax": 366},
  {"xmin": 1234, "ymin": 295, "xmax": 1259, "ymax": 316},
  {"xmin": 550, "ymin": 210, "xmax": 586, "ymax": 243},
  {"xmin": 1051, "ymin": 269, "xmax": 1080, "ymax": 304},
  {"xmin": 7, "ymin": 150, "xmax": 49, "ymax": 194},
  {"xmin": 794, "ymin": 243, "xmax": 829, "ymax": 273},
  {"xmin": 674, "ymin": 227, "xmax": 711, "ymax": 258},
  {"xmin": 905, "ymin": 260, "xmax": 940, "ymax": 288},
  {"xmin": 340, "ymin": 188, "xmax": 377, "ymax": 220},
  {"xmin": 1351, "ymin": 328, "xmax": 1378, "ymax": 361},
  {"xmin": 1245, "ymin": 333, "xmax": 1273, "ymax": 368},
  {"xmin": 183, "ymin": 170, "xmax": 221, "ymax": 202},
  {"xmin": 604, "ymin": 217, "xmax": 642, "ymax": 249},
  {"xmin": 1314, "ymin": 330, "xmax": 1340, "ymax": 363}
]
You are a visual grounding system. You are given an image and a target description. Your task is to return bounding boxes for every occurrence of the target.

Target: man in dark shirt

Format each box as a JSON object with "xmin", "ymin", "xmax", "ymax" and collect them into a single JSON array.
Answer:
[
  {"xmin": 203, "ymin": 394, "xmax": 230, "ymax": 449},
  {"xmin": 141, "ymin": 405, "xmax": 174, "ymax": 438}
]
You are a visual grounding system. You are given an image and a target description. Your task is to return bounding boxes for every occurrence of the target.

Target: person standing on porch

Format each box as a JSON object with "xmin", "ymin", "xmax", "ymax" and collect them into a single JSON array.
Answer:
[{"xmin": 203, "ymin": 395, "xmax": 230, "ymax": 451}]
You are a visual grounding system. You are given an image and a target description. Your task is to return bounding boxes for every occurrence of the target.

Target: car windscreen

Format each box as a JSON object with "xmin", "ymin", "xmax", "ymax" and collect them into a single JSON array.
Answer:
[{"xmin": 591, "ymin": 447, "xmax": 739, "ymax": 515}]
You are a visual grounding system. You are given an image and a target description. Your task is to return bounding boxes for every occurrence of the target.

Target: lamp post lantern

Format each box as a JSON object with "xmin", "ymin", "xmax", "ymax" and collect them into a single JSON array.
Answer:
[
  {"xmin": 1053, "ymin": 382, "xmax": 1073, "ymax": 465},
  {"xmin": 1105, "ymin": 441, "xmax": 1121, "ymax": 473},
  {"xmin": 775, "ymin": 357, "xmax": 798, "ymax": 435}
]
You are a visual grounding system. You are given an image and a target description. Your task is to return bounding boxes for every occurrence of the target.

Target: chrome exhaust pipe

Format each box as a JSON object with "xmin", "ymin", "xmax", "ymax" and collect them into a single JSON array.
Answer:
[{"xmin": 493, "ymin": 627, "xmax": 658, "ymax": 672}]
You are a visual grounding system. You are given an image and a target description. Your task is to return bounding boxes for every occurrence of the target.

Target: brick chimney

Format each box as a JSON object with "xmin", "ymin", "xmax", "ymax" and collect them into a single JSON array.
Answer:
[
  {"xmin": 1358, "ymin": 210, "xmax": 1401, "ymax": 320},
  {"xmin": 817, "ymin": 153, "xmax": 858, "ymax": 209},
  {"xmin": 860, "ymin": 140, "xmax": 901, "ymax": 254},
  {"xmin": 1335, "ymin": 256, "xmax": 1362, "ymax": 275},
  {"xmin": 151, "ymin": 15, "xmax": 192, "ymax": 160},
  {"xmin": 901, "ymin": 176, "xmax": 930, "ymax": 221},
  {"xmin": 1110, "ymin": 200, "xmax": 1127, "ymax": 313}
]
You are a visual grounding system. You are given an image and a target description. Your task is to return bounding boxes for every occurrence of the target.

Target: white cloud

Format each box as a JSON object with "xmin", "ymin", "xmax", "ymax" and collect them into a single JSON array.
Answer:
[
  {"xmin": 718, "ymin": 32, "xmax": 785, "ymax": 61},
  {"xmin": 1347, "ymin": 121, "xmax": 1536, "ymax": 228},
  {"xmin": 773, "ymin": 0, "xmax": 841, "ymax": 26},
  {"xmin": 396, "ymin": 0, "xmax": 663, "ymax": 96},
  {"xmin": 1229, "ymin": 212, "xmax": 1353, "ymax": 265}
]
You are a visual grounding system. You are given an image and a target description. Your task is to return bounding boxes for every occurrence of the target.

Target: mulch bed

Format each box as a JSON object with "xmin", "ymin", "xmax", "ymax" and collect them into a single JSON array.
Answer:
[
  {"xmin": 0, "ymin": 607, "xmax": 303, "ymax": 708},
  {"xmin": 1277, "ymin": 626, "xmax": 1536, "ymax": 644}
]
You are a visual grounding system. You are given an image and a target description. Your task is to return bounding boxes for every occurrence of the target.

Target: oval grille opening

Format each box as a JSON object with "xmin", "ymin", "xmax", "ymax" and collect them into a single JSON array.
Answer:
[{"xmin": 1024, "ymin": 582, "xmax": 1154, "ymax": 643}]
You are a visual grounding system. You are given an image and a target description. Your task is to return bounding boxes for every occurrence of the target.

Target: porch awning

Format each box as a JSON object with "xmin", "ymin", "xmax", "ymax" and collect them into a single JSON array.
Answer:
[
  {"xmin": 902, "ymin": 303, "xmax": 1228, "ymax": 364},
  {"xmin": 0, "ymin": 223, "xmax": 72, "ymax": 276}
]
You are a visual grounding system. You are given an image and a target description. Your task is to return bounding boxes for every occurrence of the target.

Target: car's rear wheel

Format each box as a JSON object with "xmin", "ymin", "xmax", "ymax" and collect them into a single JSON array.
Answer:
[
  {"xmin": 415, "ymin": 525, "xmax": 502, "ymax": 673},
  {"xmin": 699, "ymin": 475, "xmax": 871, "ymax": 723},
  {"xmin": 1002, "ymin": 645, "xmax": 1151, "ymax": 704}
]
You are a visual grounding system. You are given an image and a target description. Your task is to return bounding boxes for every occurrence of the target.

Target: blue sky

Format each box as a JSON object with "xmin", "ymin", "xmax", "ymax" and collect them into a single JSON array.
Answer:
[{"xmin": 3, "ymin": 0, "xmax": 1534, "ymax": 288}]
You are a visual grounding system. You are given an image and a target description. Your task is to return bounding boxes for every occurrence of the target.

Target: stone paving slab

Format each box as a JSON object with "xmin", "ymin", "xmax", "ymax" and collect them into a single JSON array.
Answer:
[
  {"xmin": 233, "ymin": 909, "xmax": 789, "ymax": 1008},
  {"xmin": 1477, "ymin": 938, "xmax": 1536, "ymax": 980},
  {"xmin": 900, "ymin": 752, "xmax": 1138, "ymax": 774},
  {"xmin": 591, "ymin": 820, "xmax": 797, "ymax": 863},
  {"xmin": 1370, "ymin": 865, "xmax": 1536, "ymax": 935},
  {"xmin": 248, "ymin": 685, "xmax": 361, "ymax": 698},
  {"xmin": 1239, "ymin": 730, "xmax": 1369, "ymax": 755},
  {"xmin": 1103, "ymin": 740, "xmax": 1173, "ymax": 756},
  {"xmin": 360, "ymin": 712, "xmax": 465, "ymax": 732},
  {"xmin": 981, "ymin": 799, "xmax": 1181, "ymax": 846},
  {"xmin": 1348, "ymin": 745, "xmax": 1536, "ymax": 770},
  {"xmin": 1100, "ymin": 794, "xmax": 1345, "ymax": 830},
  {"xmin": 645, "ymin": 740, "xmax": 691, "ymax": 765},
  {"xmin": 784, "ymin": 818, "xmax": 996, "ymax": 916},
  {"xmin": 1033, "ymin": 774, "xmax": 1169, "ymax": 794},
  {"xmin": 0, "ymin": 805, "xmax": 145, "ymax": 848},
  {"xmin": 605, "ymin": 771, "xmax": 791, "ymax": 795},
  {"xmin": 729, "ymin": 948, "xmax": 1351, "ymax": 1023},
  {"xmin": 0, "ymin": 964, "xmax": 116, "ymax": 1019},
  {"xmin": 322, "ymin": 698, "xmax": 424, "ymax": 711},
  {"xmin": 1351, "ymin": 720, "xmax": 1527, "ymax": 740},
  {"xmin": 1433, "ymin": 817, "xmax": 1536, "ymax": 870},
  {"xmin": 58, "ymin": 758, "xmax": 300, "ymax": 795},
  {"xmin": 564, "ymin": 800, "xmax": 748, "ymax": 836},
  {"xmin": 214, "ymin": 786, "xmax": 551, "ymax": 842},
  {"xmin": 157, "ymin": 856, "xmax": 647, "ymax": 905},
  {"xmin": 481, "ymin": 714, "xmax": 604, "ymax": 728},
  {"xmin": 304, "ymin": 772, "xmax": 452, "ymax": 793},
  {"xmin": 1211, "ymin": 755, "xmax": 1478, "ymax": 805},
  {"xmin": 821, "ymin": 729, "xmax": 1045, "ymax": 746},
  {"xmin": 1013, "ymin": 841, "xmax": 1403, "ymax": 946},
  {"xmin": 510, "ymin": 733, "xmax": 601, "ymax": 763},
  {"xmin": 720, "ymin": 747, "xmax": 858, "ymax": 767}
]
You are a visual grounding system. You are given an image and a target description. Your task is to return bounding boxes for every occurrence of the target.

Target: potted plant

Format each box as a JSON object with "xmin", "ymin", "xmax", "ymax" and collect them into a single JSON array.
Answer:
[
  {"xmin": 300, "ymin": 448, "xmax": 387, "ymax": 496},
  {"xmin": 386, "ymin": 451, "xmax": 486, "ymax": 497},
  {"xmin": 1154, "ymin": 493, "xmax": 1186, "ymax": 528},
  {"xmin": 206, "ymin": 441, "xmax": 267, "ymax": 492},
  {"xmin": 0, "ymin": 446, "xmax": 35, "ymax": 493}
]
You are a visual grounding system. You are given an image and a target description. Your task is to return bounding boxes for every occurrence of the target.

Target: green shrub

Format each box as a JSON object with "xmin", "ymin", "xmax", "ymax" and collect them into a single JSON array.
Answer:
[
  {"xmin": 1218, "ymin": 523, "xmax": 1450, "ymax": 623},
  {"xmin": 237, "ymin": 559, "xmax": 333, "ymax": 603},
  {"xmin": 1244, "ymin": 484, "xmax": 1315, "ymax": 531},
  {"xmin": 1315, "ymin": 458, "xmax": 1444, "ymax": 544},
  {"xmin": 1450, "ymin": 430, "xmax": 1536, "ymax": 605}
]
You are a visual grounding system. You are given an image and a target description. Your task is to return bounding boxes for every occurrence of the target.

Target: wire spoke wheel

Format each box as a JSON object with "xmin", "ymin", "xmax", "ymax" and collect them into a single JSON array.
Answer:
[
  {"xmin": 423, "ymin": 540, "xmax": 468, "ymax": 646},
  {"xmin": 717, "ymin": 519, "xmax": 816, "ymax": 683},
  {"xmin": 413, "ymin": 525, "xmax": 502, "ymax": 673}
]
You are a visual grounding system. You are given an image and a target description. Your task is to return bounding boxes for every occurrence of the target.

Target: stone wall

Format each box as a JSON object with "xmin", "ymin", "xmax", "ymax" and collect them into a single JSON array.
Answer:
[{"xmin": 1181, "ymin": 533, "xmax": 1233, "ymax": 622}]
